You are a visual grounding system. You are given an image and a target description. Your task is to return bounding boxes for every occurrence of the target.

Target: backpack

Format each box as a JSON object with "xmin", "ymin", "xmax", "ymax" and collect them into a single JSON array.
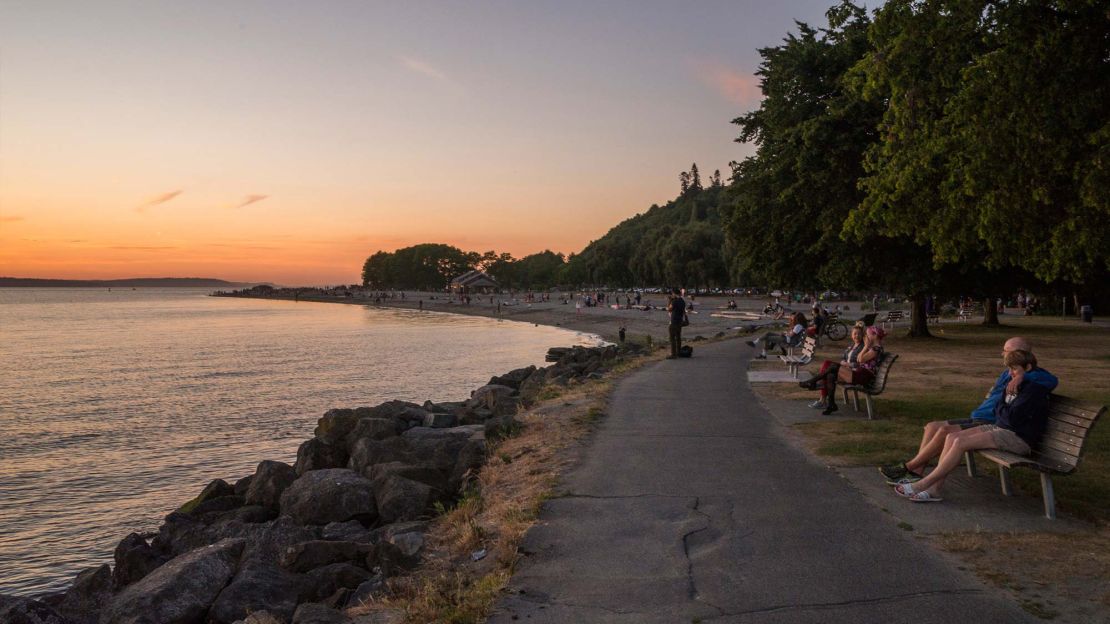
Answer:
[{"xmin": 679, "ymin": 345, "xmax": 694, "ymax": 358}]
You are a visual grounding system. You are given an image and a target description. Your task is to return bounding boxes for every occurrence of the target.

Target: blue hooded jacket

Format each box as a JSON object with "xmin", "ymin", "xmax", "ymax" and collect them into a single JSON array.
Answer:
[{"xmin": 970, "ymin": 367, "xmax": 1058, "ymax": 422}]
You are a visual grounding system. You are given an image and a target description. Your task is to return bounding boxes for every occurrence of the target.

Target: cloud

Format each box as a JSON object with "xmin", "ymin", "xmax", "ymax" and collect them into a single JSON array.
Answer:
[
  {"xmin": 397, "ymin": 55, "xmax": 449, "ymax": 82},
  {"xmin": 233, "ymin": 194, "xmax": 269, "ymax": 209},
  {"xmin": 692, "ymin": 60, "xmax": 761, "ymax": 106},
  {"xmin": 137, "ymin": 190, "xmax": 183, "ymax": 212},
  {"xmin": 0, "ymin": 215, "xmax": 24, "ymax": 222}
]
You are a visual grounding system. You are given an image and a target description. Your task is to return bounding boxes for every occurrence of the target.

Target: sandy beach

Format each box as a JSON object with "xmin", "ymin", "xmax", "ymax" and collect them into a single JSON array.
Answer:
[{"xmin": 218, "ymin": 290, "xmax": 875, "ymax": 344}]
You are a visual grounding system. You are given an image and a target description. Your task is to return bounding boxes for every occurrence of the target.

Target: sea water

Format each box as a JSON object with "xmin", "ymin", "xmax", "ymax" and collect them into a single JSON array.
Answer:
[{"xmin": 0, "ymin": 288, "xmax": 598, "ymax": 596}]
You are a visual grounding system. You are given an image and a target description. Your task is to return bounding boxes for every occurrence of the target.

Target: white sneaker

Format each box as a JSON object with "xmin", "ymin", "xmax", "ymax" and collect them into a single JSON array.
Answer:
[{"xmin": 808, "ymin": 399, "xmax": 825, "ymax": 409}]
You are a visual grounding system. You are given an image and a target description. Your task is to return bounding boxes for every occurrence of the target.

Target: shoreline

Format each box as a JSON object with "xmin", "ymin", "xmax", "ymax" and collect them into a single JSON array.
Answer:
[{"xmin": 213, "ymin": 290, "xmax": 784, "ymax": 344}]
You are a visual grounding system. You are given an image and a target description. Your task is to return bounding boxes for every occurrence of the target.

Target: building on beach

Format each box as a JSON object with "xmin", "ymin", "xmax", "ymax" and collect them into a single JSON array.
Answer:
[{"xmin": 450, "ymin": 270, "xmax": 499, "ymax": 294}]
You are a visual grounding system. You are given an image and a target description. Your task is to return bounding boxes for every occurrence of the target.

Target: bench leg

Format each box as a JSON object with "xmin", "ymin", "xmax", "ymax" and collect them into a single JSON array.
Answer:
[
  {"xmin": 864, "ymin": 395, "xmax": 875, "ymax": 420},
  {"xmin": 1040, "ymin": 473, "xmax": 1056, "ymax": 520},
  {"xmin": 842, "ymin": 387, "xmax": 849, "ymax": 407},
  {"xmin": 851, "ymin": 389, "xmax": 860, "ymax": 412},
  {"xmin": 965, "ymin": 451, "xmax": 978, "ymax": 477},
  {"xmin": 999, "ymin": 466, "xmax": 1013, "ymax": 496}
]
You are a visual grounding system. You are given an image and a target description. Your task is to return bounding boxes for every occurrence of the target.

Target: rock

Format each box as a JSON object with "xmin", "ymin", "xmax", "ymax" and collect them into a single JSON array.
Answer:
[
  {"xmin": 349, "ymin": 609, "xmax": 404, "ymax": 624},
  {"xmin": 291, "ymin": 603, "xmax": 350, "ymax": 624},
  {"xmin": 245, "ymin": 461, "xmax": 298, "ymax": 509},
  {"xmin": 304, "ymin": 563, "xmax": 372, "ymax": 603},
  {"xmin": 191, "ymin": 495, "xmax": 246, "ymax": 518},
  {"xmin": 467, "ymin": 384, "xmax": 519, "ymax": 417},
  {"xmin": 517, "ymin": 369, "xmax": 547, "ymax": 406},
  {"xmin": 321, "ymin": 520, "xmax": 370, "ymax": 542},
  {"xmin": 344, "ymin": 418, "xmax": 397, "ymax": 449},
  {"xmin": 150, "ymin": 512, "xmax": 211, "ymax": 559},
  {"xmin": 365, "ymin": 462, "xmax": 448, "ymax": 493},
  {"xmin": 349, "ymin": 426, "xmax": 486, "ymax": 492},
  {"xmin": 319, "ymin": 588, "xmax": 353, "ymax": 610},
  {"xmin": 345, "ymin": 575, "xmax": 386, "ymax": 608},
  {"xmin": 373, "ymin": 475, "xmax": 433, "ymax": 523},
  {"xmin": 357, "ymin": 401, "xmax": 426, "ymax": 432},
  {"xmin": 294, "ymin": 439, "xmax": 349, "ymax": 476},
  {"xmin": 422, "ymin": 400, "xmax": 464, "ymax": 414},
  {"xmin": 232, "ymin": 475, "xmax": 254, "ymax": 496},
  {"xmin": 233, "ymin": 612, "xmax": 284, "ymax": 624},
  {"xmin": 209, "ymin": 562, "xmax": 305, "ymax": 624},
  {"xmin": 346, "ymin": 438, "xmax": 412, "ymax": 475},
  {"xmin": 218, "ymin": 505, "xmax": 276, "ymax": 525},
  {"xmin": 279, "ymin": 540, "xmax": 374, "ymax": 573},
  {"xmin": 421, "ymin": 412, "xmax": 457, "ymax": 428},
  {"xmin": 112, "ymin": 533, "xmax": 166, "ymax": 588},
  {"xmin": 213, "ymin": 515, "xmax": 321, "ymax": 565},
  {"xmin": 280, "ymin": 469, "xmax": 377, "ymax": 526},
  {"xmin": 0, "ymin": 596, "xmax": 70, "ymax": 624},
  {"xmin": 374, "ymin": 531, "xmax": 424, "ymax": 574},
  {"xmin": 178, "ymin": 479, "xmax": 235, "ymax": 514},
  {"xmin": 56, "ymin": 563, "xmax": 112, "ymax": 624},
  {"xmin": 314, "ymin": 409, "xmax": 360, "ymax": 446},
  {"xmin": 487, "ymin": 365, "xmax": 536, "ymax": 390},
  {"xmin": 484, "ymin": 413, "xmax": 520, "ymax": 440},
  {"xmin": 100, "ymin": 538, "xmax": 245, "ymax": 624}
]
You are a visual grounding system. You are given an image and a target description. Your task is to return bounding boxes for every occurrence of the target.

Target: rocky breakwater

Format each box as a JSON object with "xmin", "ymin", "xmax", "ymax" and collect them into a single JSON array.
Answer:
[{"xmin": 2, "ymin": 344, "xmax": 625, "ymax": 624}]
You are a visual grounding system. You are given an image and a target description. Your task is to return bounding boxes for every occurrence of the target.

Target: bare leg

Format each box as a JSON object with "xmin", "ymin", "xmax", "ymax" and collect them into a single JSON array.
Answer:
[
  {"xmin": 913, "ymin": 428, "xmax": 997, "ymax": 495},
  {"xmin": 905, "ymin": 423, "xmax": 961, "ymax": 474}
]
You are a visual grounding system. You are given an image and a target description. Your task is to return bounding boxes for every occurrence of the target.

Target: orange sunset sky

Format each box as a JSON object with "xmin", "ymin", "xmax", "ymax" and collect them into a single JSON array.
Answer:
[{"xmin": 0, "ymin": 1, "xmax": 835, "ymax": 285}]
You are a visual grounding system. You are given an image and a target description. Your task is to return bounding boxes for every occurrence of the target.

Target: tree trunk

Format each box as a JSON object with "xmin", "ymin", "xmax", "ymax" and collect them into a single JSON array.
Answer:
[
  {"xmin": 982, "ymin": 296, "xmax": 1000, "ymax": 326},
  {"xmin": 909, "ymin": 293, "xmax": 932, "ymax": 337},
  {"xmin": 1073, "ymin": 293, "xmax": 1081, "ymax": 317}
]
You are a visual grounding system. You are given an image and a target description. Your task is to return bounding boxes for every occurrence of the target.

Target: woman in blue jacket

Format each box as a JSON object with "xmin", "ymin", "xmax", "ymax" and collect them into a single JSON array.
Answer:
[{"xmin": 893, "ymin": 349, "xmax": 1051, "ymax": 502}]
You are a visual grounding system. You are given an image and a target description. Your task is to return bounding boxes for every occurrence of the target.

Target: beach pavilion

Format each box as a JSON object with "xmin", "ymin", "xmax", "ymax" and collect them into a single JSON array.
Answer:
[{"xmin": 450, "ymin": 270, "xmax": 499, "ymax": 294}]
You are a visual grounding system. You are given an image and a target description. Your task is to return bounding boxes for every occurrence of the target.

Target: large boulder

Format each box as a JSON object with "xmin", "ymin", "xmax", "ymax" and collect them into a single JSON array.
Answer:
[
  {"xmin": 365, "ymin": 462, "xmax": 448, "ymax": 493},
  {"xmin": 178, "ymin": 479, "xmax": 234, "ymax": 514},
  {"xmin": 57, "ymin": 563, "xmax": 112, "ymax": 624},
  {"xmin": 209, "ymin": 562, "xmax": 306, "ymax": 624},
  {"xmin": 292, "ymin": 603, "xmax": 350, "ymax": 624},
  {"xmin": 374, "ymin": 530, "xmax": 425, "ymax": 574},
  {"xmin": 280, "ymin": 469, "xmax": 377, "ymax": 526},
  {"xmin": 212, "ymin": 515, "xmax": 321, "ymax": 565},
  {"xmin": 100, "ymin": 538, "xmax": 245, "ymax": 624},
  {"xmin": 150, "ymin": 513, "xmax": 212, "ymax": 559},
  {"xmin": 112, "ymin": 533, "xmax": 166, "ymax": 588},
  {"xmin": 321, "ymin": 520, "xmax": 371, "ymax": 543},
  {"xmin": 0, "ymin": 596, "xmax": 69, "ymax": 624},
  {"xmin": 294, "ymin": 439, "xmax": 349, "ymax": 476},
  {"xmin": 487, "ymin": 365, "xmax": 537, "ymax": 390},
  {"xmin": 279, "ymin": 540, "xmax": 374, "ymax": 573},
  {"xmin": 373, "ymin": 475, "xmax": 433, "ymax": 524},
  {"xmin": 245, "ymin": 461, "xmax": 298, "ymax": 509},
  {"xmin": 313, "ymin": 409, "xmax": 361, "ymax": 446},
  {"xmin": 232, "ymin": 612, "xmax": 283, "ymax": 624},
  {"xmin": 343, "ymin": 418, "xmax": 397, "ymax": 449},
  {"xmin": 304, "ymin": 563, "xmax": 372, "ymax": 603},
  {"xmin": 466, "ymin": 384, "xmax": 519, "ymax": 417}
]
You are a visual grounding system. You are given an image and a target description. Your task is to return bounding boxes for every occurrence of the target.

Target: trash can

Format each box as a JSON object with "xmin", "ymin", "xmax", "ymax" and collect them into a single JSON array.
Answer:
[{"xmin": 1080, "ymin": 305, "xmax": 1093, "ymax": 323}]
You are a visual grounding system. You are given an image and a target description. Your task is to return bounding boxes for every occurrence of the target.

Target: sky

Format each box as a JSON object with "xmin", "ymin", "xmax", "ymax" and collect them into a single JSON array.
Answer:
[{"xmin": 1, "ymin": 0, "xmax": 841, "ymax": 285}]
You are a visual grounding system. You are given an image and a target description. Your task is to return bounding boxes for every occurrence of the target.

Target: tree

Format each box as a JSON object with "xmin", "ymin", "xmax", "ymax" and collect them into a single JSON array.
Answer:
[
  {"xmin": 679, "ymin": 171, "xmax": 691, "ymax": 195},
  {"xmin": 689, "ymin": 163, "xmax": 703, "ymax": 192}
]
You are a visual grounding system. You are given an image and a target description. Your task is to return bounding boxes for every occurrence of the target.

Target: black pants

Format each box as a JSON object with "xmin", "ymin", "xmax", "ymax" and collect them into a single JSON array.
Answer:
[{"xmin": 669, "ymin": 323, "xmax": 682, "ymax": 356}]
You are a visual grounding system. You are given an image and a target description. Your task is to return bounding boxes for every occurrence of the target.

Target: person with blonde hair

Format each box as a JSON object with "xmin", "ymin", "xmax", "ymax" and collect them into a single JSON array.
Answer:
[
  {"xmin": 893, "ymin": 348, "xmax": 1051, "ymax": 502},
  {"xmin": 880, "ymin": 336, "xmax": 1057, "ymax": 483}
]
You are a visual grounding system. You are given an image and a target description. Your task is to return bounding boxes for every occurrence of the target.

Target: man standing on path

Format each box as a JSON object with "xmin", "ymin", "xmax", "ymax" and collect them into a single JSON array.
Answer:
[{"xmin": 666, "ymin": 288, "xmax": 686, "ymax": 359}]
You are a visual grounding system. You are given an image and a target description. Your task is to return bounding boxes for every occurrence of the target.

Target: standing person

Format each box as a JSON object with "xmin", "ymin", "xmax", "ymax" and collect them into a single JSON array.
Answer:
[{"xmin": 666, "ymin": 288, "xmax": 687, "ymax": 360}]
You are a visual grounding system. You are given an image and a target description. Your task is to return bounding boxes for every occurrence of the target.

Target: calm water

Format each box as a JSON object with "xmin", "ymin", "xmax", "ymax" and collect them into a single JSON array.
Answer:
[{"xmin": 0, "ymin": 288, "xmax": 598, "ymax": 596}]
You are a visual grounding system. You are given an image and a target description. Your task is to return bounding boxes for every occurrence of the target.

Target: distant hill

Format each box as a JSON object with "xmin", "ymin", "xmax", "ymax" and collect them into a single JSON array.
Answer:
[{"xmin": 0, "ymin": 277, "xmax": 263, "ymax": 288}]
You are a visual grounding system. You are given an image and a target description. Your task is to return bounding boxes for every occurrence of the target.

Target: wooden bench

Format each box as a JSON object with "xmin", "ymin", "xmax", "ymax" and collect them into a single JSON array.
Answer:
[
  {"xmin": 880, "ymin": 310, "xmax": 904, "ymax": 330},
  {"xmin": 957, "ymin": 304, "xmax": 982, "ymax": 322},
  {"xmin": 926, "ymin": 313, "xmax": 941, "ymax": 324},
  {"xmin": 780, "ymin": 336, "xmax": 817, "ymax": 378},
  {"xmin": 964, "ymin": 395, "xmax": 1105, "ymax": 519},
  {"xmin": 840, "ymin": 352, "xmax": 898, "ymax": 420}
]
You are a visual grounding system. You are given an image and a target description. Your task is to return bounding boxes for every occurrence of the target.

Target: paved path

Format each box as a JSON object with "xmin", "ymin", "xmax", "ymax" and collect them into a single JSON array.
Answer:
[{"xmin": 488, "ymin": 340, "xmax": 1033, "ymax": 624}]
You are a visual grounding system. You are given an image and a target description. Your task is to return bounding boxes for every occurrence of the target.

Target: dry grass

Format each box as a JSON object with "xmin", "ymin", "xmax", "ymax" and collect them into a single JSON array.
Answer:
[
  {"xmin": 937, "ymin": 528, "xmax": 1110, "ymax": 620},
  {"xmin": 348, "ymin": 350, "xmax": 664, "ymax": 623}
]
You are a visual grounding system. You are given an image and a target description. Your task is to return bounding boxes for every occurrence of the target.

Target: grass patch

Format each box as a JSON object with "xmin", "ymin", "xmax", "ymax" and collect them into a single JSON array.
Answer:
[{"xmin": 784, "ymin": 316, "xmax": 1110, "ymax": 524}]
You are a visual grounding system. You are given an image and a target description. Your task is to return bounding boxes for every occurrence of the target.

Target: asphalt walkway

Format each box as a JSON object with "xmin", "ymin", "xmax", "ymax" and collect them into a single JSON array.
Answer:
[{"xmin": 488, "ymin": 340, "xmax": 1034, "ymax": 623}]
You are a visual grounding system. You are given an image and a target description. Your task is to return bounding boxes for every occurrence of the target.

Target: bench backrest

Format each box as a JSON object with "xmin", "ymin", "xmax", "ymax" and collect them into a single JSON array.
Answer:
[
  {"xmin": 801, "ymin": 337, "xmax": 817, "ymax": 358},
  {"xmin": 1032, "ymin": 396, "xmax": 1106, "ymax": 474},
  {"xmin": 885, "ymin": 310, "xmax": 903, "ymax": 321},
  {"xmin": 868, "ymin": 352, "xmax": 898, "ymax": 393}
]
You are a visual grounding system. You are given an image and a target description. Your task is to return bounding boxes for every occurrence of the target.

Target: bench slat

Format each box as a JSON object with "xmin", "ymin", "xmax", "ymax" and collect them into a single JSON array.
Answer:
[
  {"xmin": 1030, "ymin": 447, "xmax": 1079, "ymax": 471},
  {"xmin": 1047, "ymin": 400, "xmax": 1104, "ymax": 421},
  {"xmin": 979, "ymin": 449, "xmax": 1071, "ymax": 473},
  {"xmin": 1038, "ymin": 435, "xmax": 1082, "ymax": 459},
  {"xmin": 1047, "ymin": 410, "xmax": 1101, "ymax": 430},
  {"xmin": 1041, "ymin": 427, "xmax": 1087, "ymax": 449}
]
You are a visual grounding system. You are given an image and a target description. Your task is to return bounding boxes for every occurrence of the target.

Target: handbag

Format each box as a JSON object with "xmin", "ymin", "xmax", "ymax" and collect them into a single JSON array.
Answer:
[{"xmin": 681, "ymin": 313, "xmax": 690, "ymax": 327}]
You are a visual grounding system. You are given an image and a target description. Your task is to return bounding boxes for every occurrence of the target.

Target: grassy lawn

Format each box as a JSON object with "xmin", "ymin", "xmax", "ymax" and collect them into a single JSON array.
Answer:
[{"xmin": 785, "ymin": 315, "xmax": 1110, "ymax": 524}]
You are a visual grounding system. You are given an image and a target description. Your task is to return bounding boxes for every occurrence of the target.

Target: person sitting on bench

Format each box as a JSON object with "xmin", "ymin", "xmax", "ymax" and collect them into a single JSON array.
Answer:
[
  {"xmin": 879, "ymin": 336, "xmax": 1058, "ymax": 483},
  {"xmin": 892, "ymin": 349, "xmax": 1051, "ymax": 502},
  {"xmin": 746, "ymin": 312, "xmax": 807, "ymax": 359},
  {"xmin": 799, "ymin": 323, "xmax": 865, "ymax": 410}
]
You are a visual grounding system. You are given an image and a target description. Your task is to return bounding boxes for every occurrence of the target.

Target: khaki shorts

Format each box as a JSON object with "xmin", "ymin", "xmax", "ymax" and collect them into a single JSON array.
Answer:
[{"xmin": 979, "ymin": 425, "xmax": 1031, "ymax": 455}]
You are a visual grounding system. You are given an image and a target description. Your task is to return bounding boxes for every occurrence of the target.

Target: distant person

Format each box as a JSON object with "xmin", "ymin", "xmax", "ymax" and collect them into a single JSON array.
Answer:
[
  {"xmin": 880, "ymin": 336, "xmax": 1058, "ymax": 484},
  {"xmin": 418, "ymin": 299, "xmax": 423, "ymax": 310},
  {"xmin": 666, "ymin": 288, "xmax": 687, "ymax": 360}
]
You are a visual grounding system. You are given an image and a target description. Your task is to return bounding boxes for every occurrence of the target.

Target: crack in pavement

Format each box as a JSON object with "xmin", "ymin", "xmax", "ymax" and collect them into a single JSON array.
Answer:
[{"xmin": 701, "ymin": 588, "xmax": 987, "ymax": 620}]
